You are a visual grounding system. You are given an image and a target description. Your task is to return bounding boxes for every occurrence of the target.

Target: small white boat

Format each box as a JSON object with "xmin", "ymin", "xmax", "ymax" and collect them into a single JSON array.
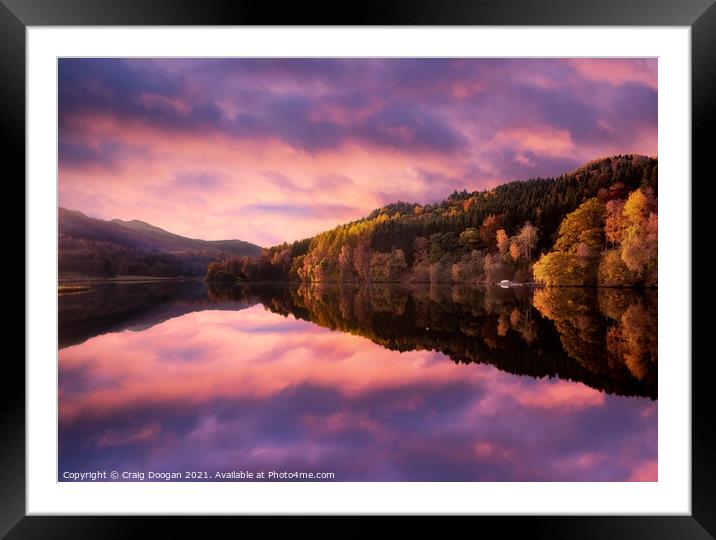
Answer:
[{"xmin": 499, "ymin": 279, "xmax": 511, "ymax": 288}]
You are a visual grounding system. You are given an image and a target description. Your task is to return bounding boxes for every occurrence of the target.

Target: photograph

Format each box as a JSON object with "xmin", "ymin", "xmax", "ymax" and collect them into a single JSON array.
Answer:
[
  {"xmin": 56, "ymin": 57, "xmax": 659, "ymax": 483},
  {"xmin": 3, "ymin": 0, "xmax": 709, "ymax": 531}
]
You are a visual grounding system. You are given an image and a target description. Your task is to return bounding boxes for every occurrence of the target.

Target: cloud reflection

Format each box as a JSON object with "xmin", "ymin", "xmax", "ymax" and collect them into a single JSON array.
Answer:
[{"xmin": 59, "ymin": 305, "xmax": 657, "ymax": 481}]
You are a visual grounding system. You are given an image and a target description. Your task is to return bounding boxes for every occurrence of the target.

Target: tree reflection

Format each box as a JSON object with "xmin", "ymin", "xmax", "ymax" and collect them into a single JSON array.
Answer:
[
  {"xmin": 207, "ymin": 282, "xmax": 657, "ymax": 399},
  {"xmin": 533, "ymin": 287, "xmax": 657, "ymax": 387},
  {"xmin": 598, "ymin": 289, "xmax": 658, "ymax": 381},
  {"xmin": 60, "ymin": 279, "xmax": 656, "ymax": 399}
]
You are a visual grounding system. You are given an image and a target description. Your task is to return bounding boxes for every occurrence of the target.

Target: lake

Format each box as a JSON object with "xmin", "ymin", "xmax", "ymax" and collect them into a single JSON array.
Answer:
[{"xmin": 58, "ymin": 280, "xmax": 657, "ymax": 481}]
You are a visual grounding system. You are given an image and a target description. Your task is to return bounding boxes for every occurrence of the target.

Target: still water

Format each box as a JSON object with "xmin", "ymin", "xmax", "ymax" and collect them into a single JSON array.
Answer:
[{"xmin": 59, "ymin": 280, "xmax": 657, "ymax": 481}]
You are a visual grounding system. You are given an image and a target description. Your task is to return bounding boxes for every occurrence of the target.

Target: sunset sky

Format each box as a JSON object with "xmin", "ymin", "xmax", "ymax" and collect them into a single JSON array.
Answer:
[{"xmin": 58, "ymin": 58, "xmax": 657, "ymax": 246}]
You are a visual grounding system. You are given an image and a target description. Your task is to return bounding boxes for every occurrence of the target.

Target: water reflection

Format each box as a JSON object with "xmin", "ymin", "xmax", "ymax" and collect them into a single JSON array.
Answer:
[
  {"xmin": 59, "ymin": 281, "xmax": 657, "ymax": 481},
  {"xmin": 205, "ymin": 282, "xmax": 657, "ymax": 399}
]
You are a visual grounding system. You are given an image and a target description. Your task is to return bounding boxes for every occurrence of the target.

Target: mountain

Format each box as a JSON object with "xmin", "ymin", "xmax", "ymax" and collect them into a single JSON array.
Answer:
[
  {"xmin": 59, "ymin": 208, "xmax": 261, "ymax": 255},
  {"xmin": 59, "ymin": 208, "xmax": 262, "ymax": 278},
  {"xmin": 206, "ymin": 154, "xmax": 658, "ymax": 285},
  {"xmin": 108, "ymin": 217, "xmax": 261, "ymax": 255}
]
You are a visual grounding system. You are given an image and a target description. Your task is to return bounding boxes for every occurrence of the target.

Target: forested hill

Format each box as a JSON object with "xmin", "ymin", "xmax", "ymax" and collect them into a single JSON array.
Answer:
[
  {"xmin": 59, "ymin": 208, "xmax": 262, "ymax": 278},
  {"xmin": 366, "ymin": 154, "xmax": 657, "ymax": 254},
  {"xmin": 207, "ymin": 154, "xmax": 657, "ymax": 284}
]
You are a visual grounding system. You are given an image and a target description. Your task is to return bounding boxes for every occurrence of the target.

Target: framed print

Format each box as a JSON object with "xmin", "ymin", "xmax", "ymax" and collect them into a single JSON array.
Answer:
[{"xmin": 5, "ymin": 0, "xmax": 714, "ymax": 536}]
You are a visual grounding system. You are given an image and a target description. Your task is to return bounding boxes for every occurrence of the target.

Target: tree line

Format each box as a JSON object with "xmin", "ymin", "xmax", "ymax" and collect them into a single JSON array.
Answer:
[
  {"xmin": 533, "ymin": 186, "xmax": 657, "ymax": 286},
  {"xmin": 60, "ymin": 236, "xmax": 228, "ymax": 277},
  {"xmin": 207, "ymin": 154, "xmax": 658, "ymax": 286}
]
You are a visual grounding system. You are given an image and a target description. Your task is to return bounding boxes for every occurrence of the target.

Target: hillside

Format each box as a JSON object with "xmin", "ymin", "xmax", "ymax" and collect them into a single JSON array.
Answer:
[
  {"xmin": 108, "ymin": 217, "xmax": 261, "ymax": 255},
  {"xmin": 59, "ymin": 208, "xmax": 262, "ymax": 278},
  {"xmin": 207, "ymin": 154, "xmax": 658, "ymax": 285}
]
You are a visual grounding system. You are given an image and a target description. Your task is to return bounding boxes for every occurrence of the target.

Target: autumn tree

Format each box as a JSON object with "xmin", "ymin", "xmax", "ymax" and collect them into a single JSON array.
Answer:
[
  {"xmin": 483, "ymin": 252, "xmax": 512, "ymax": 283},
  {"xmin": 206, "ymin": 261, "xmax": 226, "ymax": 281},
  {"xmin": 290, "ymin": 254, "xmax": 306, "ymax": 280},
  {"xmin": 553, "ymin": 198, "xmax": 605, "ymax": 254},
  {"xmin": 533, "ymin": 251, "xmax": 597, "ymax": 286},
  {"xmin": 429, "ymin": 233, "xmax": 444, "ymax": 264},
  {"xmin": 597, "ymin": 249, "xmax": 637, "ymax": 286},
  {"xmin": 515, "ymin": 222, "xmax": 539, "ymax": 261},
  {"xmin": 390, "ymin": 249, "xmax": 408, "ymax": 280},
  {"xmin": 509, "ymin": 238, "xmax": 522, "ymax": 261},
  {"xmin": 352, "ymin": 240, "xmax": 372, "ymax": 281},
  {"xmin": 430, "ymin": 254, "xmax": 452, "ymax": 283},
  {"xmin": 338, "ymin": 245, "xmax": 353, "ymax": 281},
  {"xmin": 451, "ymin": 250, "xmax": 485, "ymax": 283},
  {"xmin": 369, "ymin": 250, "xmax": 407, "ymax": 282},
  {"xmin": 479, "ymin": 215, "xmax": 504, "ymax": 251},
  {"xmin": 496, "ymin": 229, "xmax": 510, "ymax": 258},
  {"xmin": 458, "ymin": 227, "xmax": 481, "ymax": 251},
  {"xmin": 620, "ymin": 189, "xmax": 657, "ymax": 282},
  {"xmin": 532, "ymin": 198, "xmax": 607, "ymax": 286},
  {"xmin": 623, "ymin": 186, "xmax": 656, "ymax": 224},
  {"xmin": 410, "ymin": 236, "xmax": 430, "ymax": 282},
  {"xmin": 604, "ymin": 199, "xmax": 626, "ymax": 248}
]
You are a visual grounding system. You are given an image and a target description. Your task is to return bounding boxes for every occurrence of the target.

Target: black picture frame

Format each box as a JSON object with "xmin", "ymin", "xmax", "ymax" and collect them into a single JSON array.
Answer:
[{"xmin": 4, "ymin": 0, "xmax": 713, "ymax": 536}]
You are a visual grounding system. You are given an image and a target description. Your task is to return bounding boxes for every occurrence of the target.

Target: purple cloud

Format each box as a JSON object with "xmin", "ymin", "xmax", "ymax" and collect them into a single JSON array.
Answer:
[{"xmin": 58, "ymin": 58, "xmax": 657, "ymax": 244}]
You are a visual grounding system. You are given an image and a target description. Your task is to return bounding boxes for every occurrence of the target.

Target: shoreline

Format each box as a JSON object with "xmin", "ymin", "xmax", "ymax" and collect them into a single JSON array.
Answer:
[
  {"xmin": 204, "ymin": 279, "xmax": 656, "ymax": 289},
  {"xmin": 58, "ymin": 274, "xmax": 657, "ymax": 289},
  {"xmin": 59, "ymin": 274, "xmax": 202, "ymax": 285}
]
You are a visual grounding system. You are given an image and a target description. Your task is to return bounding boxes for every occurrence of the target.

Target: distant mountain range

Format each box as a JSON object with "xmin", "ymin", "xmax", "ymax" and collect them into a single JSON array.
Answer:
[{"xmin": 59, "ymin": 208, "xmax": 262, "ymax": 278}]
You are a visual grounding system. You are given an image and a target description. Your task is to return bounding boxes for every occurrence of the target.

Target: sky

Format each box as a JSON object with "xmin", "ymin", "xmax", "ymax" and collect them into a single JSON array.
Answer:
[{"xmin": 58, "ymin": 58, "xmax": 657, "ymax": 246}]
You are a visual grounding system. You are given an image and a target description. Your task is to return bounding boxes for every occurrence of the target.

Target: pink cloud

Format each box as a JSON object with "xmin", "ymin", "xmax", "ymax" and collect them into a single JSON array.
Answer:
[
  {"xmin": 493, "ymin": 125, "xmax": 575, "ymax": 156},
  {"xmin": 626, "ymin": 460, "xmax": 658, "ymax": 482},
  {"xmin": 96, "ymin": 423, "xmax": 162, "ymax": 449},
  {"xmin": 515, "ymin": 379, "xmax": 605, "ymax": 411},
  {"xmin": 568, "ymin": 59, "xmax": 657, "ymax": 90},
  {"xmin": 58, "ymin": 306, "xmax": 479, "ymax": 423},
  {"xmin": 59, "ymin": 58, "xmax": 657, "ymax": 245},
  {"xmin": 59, "ymin": 125, "xmax": 468, "ymax": 244}
]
